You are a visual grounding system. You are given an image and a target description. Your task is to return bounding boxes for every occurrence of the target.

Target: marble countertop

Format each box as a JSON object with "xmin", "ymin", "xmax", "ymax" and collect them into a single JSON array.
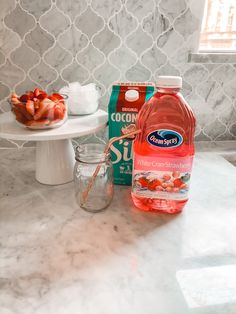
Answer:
[{"xmin": 0, "ymin": 147, "xmax": 236, "ymax": 314}]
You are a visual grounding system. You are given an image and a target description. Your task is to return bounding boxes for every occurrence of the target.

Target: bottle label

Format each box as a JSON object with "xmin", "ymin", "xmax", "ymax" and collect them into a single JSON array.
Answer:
[
  {"xmin": 147, "ymin": 129, "xmax": 183, "ymax": 148},
  {"xmin": 132, "ymin": 154, "xmax": 193, "ymax": 200}
]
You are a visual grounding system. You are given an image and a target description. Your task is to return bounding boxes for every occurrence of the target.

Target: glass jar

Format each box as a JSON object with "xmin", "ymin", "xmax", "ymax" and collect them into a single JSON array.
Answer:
[{"xmin": 74, "ymin": 143, "xmax": 114, "ymax": 212}]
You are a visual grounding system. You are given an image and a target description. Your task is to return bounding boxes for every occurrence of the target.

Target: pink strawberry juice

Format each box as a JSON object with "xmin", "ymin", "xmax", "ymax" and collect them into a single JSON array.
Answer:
[{"xmin": 131, "ymin": 76, "xmax": 196, "ymax": 214}]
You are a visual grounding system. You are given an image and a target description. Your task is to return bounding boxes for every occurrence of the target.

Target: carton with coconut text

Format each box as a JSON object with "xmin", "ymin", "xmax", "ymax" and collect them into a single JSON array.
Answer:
[{"xmin": 108, "ymin": 82, "xmax": 154, "ymax": 185}]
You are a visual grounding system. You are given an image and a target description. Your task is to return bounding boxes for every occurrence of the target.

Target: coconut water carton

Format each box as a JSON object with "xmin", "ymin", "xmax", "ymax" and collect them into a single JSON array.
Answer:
[{"xmin": 108, "ymin": 82, "xmax": 154, "ymax": 185}]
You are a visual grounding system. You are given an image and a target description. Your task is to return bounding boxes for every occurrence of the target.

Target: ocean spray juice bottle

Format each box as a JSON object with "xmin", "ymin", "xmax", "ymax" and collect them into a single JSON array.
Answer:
[{"xmin": 131, "ymin": 76, "xmax": 196, "ymax": 214}]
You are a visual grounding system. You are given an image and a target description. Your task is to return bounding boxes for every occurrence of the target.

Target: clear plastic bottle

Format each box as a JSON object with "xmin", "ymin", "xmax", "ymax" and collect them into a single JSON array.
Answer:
[{"xmin": 131, "ymin": 76, "xmax": 196, "ymax": 214}]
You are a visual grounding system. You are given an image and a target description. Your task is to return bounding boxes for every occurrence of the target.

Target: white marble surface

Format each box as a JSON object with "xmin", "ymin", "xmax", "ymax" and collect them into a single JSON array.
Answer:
[{"xmin": 0, "ymin": 148, "xmax": 236, "ymax": 314}]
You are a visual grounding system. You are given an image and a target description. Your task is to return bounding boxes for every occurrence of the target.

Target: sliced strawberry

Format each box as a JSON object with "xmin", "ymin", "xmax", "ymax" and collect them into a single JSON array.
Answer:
[
  {"xmin": 33, "ymin": 98, "xmax": 40, "ymax": 109},
  {"xmin": 55, "ymin": 101, "xmax": 65, "ymax": 110},
  {"xmin": 54, "ymin": 107, "xmax": 64, "ymax": 120},
  {"xmin": 26, "ymin": 119, "xmax": 50, "ymax": 127},
  {"xmin": 52, "ymin": 93, "xmax": 64, "ymax": 100},
  {"xmin": 11, "ymin": 93, "xmax": 20, "ymax": 104},
  {"xmin": 19, "ymin": 94, "xmax": 29, "ymax": 102},
  {"xmin": 48, "ymin": 93, "xmax": 64, "ymax": 104},
  {"xmin": 12, "ymin": 107, "xmax": 27, "ymax": 124},
  {"xmin": 41, "ymin": 107, "xmax": 55, "ymax": 120},
  {"xmin": 26, "ymin": 91, "xmax": 34, "ymax": 100},
  {"xmin": 11, "ymin": 97, "xmax": 20, "ymax": 105},
  {"xmin": 34, "ymin": 88, "xmax": 41, "ymax": 97},
  {"xmin": 34, "ymin": 98, "xmax": 55, "ymax": 120},
  {"xmin": 12, "ymin": 103, "xmax": 33, "ymax": 120},
  {"xmin": 13, "ymin": 90, "xmax": 66, "ymax": 124},
  {"xmin": 47, "ymin": 108, "xmax": 55, "ymax": 120},
  {"xmin": 11, "ymin": 92, "xmax": 18, "ymax": 99},
  {"xmin": 55, "ymin": 102, "xmax": 66, "ymax": 113},
  {"xmin": 34, "ymin": 88, "xmax": 40, "ymax": 97},
  {"xmin": 36, "ymin": 92, "xmax": 48, "ymax": 100},
  {"xmin": 26, "ymin": 100, "xmax": 35, "ymax": 116}
]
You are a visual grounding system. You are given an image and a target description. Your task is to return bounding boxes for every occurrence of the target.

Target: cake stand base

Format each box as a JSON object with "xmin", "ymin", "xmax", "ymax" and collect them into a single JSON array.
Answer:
[{"xmin": 36, "ymin": 139, "xmax": 75, "ymax": 185}]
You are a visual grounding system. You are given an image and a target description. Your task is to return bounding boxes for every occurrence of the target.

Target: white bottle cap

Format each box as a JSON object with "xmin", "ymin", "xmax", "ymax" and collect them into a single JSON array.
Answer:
[
  {"xmin": 125, "ymin": 89, "xmax": 139, "ymax": 102},
  {"xmin": 156, "ymin": 76, "xmax": 182, "ymax": 88}
]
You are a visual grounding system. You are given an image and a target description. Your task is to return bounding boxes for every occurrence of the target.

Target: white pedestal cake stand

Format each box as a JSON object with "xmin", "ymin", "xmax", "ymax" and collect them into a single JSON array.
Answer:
[{"xmin": 0, "ymin": 110, "xmax": 108, "ymax": 185}]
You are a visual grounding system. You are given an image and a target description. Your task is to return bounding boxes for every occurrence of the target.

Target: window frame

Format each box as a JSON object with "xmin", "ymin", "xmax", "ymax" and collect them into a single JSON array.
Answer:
[{"xmin": 198, "ymin": 0, "xmax": 236, "ymax": 53}]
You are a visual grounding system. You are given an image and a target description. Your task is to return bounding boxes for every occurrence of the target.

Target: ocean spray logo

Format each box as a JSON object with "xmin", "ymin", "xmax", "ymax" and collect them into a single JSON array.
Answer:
[{"xmin": 147, "ymin": 129, "xmax": 183, "ymax": 148}]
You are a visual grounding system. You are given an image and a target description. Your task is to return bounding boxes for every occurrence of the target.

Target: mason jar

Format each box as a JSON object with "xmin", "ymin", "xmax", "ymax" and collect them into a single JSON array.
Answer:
[{"xmin": 74, "ymin": 143, "xmax": 114, "ymax": 212}]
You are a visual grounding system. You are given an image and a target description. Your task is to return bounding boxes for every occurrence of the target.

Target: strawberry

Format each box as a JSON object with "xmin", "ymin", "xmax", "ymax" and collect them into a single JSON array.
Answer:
[
  {"xmin": 34, "ymin": 88, "xmax": 41, "ymax": 97},
  {"xmin": 13, "ymin": 89, "xmax": 66, "ymax": 126},
  {"xmin": 19, "ymin": 94, "xmax": 29, "ymax": 102},
  {"xmin": 26, "ymin": 91, "xmax": 34, "ymax": 100},
  {"xmin": 59, "ymin": 102, "xmax": 66, "ymax": 111},
  {"xmin": 26, "ymin": 100, "xmax": 35, "ymax": 116},
  {"xmin": 48, "ymin": 93, "xmax": 64, "ymax": 104},
  {"xmin": 148, "ymin": 179, "xmax": 162, "ymax": 191},
  {"xmin": 34, "ymin": 88, "xmax": 46, "ymax": 96},
  {"xmin": 11, "ymin": 97, "xmax": 20, "ymax": 104},
  {"xmin": 34, "ymin": 98, "xmax": 55, "ymax": 120},
  {"xmin": 54, "ymin": 106, "xmax": 64, "ymax": 120},
  {"xmin": 33, "ymin": 98, "xmax": 40, "ymax": 109},
  {"xmin": 41, "ymin": 107, "xmax": 55, "ymax": 120},
  {"xmin": 173, "ymin": 178, "xmax": 184, "ymax": 188},
  {"xmin": 11, "ymin": 92, "xmax": 18, "ymax": 99},
  {"xmin": 36, "ymin": 92, "xmax": 48, "ymax": 100},
  {"xmin": 172, "ymin": 171, "xmax": 180, "ymax": 178},
  {"xmin": 12, "ymin": 107, "xmax": 27, "ymax": 124},
  {"xmin": 52, "ymin": 93, "xmax": 64, "ymax": 100},
  {"xmin": 180, "ymin": 183, "xmax": 187, "ymax": 189},
  {"xmin": 163, "ymin": 174, "xmax": 171, "ymax": 181},
  {"xmin": 36, "ymin": 94, "xmax": 45, "ymax": 100},
  {"xmin": 12, "ymin": 103, "xmax": 33, "ymax": 121},
  {"xmin": 11, "ymin": 93, "xmax": 20, "ymax": 104},
  {"xmin": 138, "ymin": 177, "xmax": 149, "ymax": 188}
]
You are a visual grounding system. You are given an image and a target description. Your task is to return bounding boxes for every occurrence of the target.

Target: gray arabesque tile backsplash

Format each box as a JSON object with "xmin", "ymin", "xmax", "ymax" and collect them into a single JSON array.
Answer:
[{"xmin": 0, "ymin": 0, "xmax": 236, "ymax": 148}]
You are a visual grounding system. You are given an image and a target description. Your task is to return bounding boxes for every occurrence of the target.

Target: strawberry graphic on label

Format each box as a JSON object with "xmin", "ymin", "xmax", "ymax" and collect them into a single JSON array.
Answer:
[
  {"xmin": 173, "ymin": 178, "xmax": 184, "ymax": 188},
  {"xmin": 148, "ymin": 179, "xmax": 162, "ymax": 191},
  {"xmin": 138, "ymin": 177, "xmax": 149, "ymax": 188}
]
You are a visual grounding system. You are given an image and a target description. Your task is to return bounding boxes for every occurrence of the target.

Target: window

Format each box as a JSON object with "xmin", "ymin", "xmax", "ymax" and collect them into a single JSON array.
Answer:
[{"xmin": 199, "ymin": 0, "xmax": 236, "ymax": 51}]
